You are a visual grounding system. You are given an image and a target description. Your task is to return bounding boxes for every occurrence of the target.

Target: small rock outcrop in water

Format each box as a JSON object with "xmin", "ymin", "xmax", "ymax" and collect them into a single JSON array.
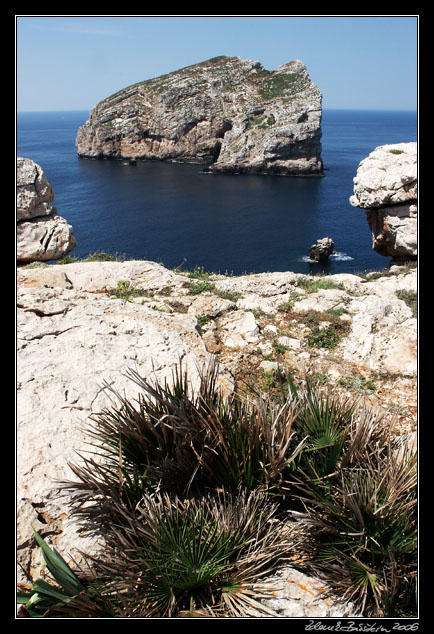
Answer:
[
  {"xmin": 17, "ymin": 158, "xmax": 77, "ymax": 262},
  {"xmin": 308, "ymin": 237, "xmax": 334, "ymax": 261},
  {"xmin": 76, "ymin": 56, "xmax": 323, "ymax": 175},
  {"xmin": 349, "ymin": 142, "xmax": 417, "ymax": 263}
]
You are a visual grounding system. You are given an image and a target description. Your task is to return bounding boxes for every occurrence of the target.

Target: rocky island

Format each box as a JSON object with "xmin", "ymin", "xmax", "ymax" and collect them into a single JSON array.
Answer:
[{"xmin": 76, "ymin": 56, "xmax": 323, "ymax": 175}]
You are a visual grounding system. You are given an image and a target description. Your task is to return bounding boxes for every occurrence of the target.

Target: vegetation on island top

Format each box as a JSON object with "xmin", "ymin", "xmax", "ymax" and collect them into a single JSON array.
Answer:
[
  {"xmin": 18, "ymin": 359, "xmax": 417, "ymax": 619},
  {"xmin": 96, "ymin": 55, "xmax": 310, "ymax": 110}
]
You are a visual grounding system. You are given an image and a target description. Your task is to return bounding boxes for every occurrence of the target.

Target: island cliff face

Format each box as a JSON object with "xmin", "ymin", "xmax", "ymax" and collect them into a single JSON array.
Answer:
[{"xmin": 76, "ymin": 56, "xmax": 323, "ymax": 175}]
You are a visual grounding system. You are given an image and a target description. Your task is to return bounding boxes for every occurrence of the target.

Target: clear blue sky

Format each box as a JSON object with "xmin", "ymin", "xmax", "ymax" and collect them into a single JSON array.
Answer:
[{"xmin": 16, "ymin": 15, "xmax": 418, "ymax": 112}]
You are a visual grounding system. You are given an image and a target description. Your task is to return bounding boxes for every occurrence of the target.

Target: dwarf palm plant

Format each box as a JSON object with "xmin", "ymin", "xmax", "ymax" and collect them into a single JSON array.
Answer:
[
  {"xmin": 295, "ymin": 438, "xmax": 417, "ymax": 616},
  {"xmin": 21, "ymin": 360, "xmax": 417, "ymax": 618},
  {"xmin": 285, "ymin": 376, "xmax": 356, "ymax": 483},
  {"xmin": 62, "ymin": 360, "xmax": 306, "ymax": 528},
  {"xmin": 82, "ymin": 490, "xmax": 298, "ymax": 617}
]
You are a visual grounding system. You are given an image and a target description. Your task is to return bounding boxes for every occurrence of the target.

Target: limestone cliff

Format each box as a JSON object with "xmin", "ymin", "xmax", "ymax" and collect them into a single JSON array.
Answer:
[
  {"xmin": 76, "ymin": 56, "xmax": 323, "ymax": 175},
  {"xmin": 350, "ymin": 143, "xmax": 417, "ymax": 263},
  {"xmin": 16, "ymin": 158, "xmax": 77, "ymax": 262}
]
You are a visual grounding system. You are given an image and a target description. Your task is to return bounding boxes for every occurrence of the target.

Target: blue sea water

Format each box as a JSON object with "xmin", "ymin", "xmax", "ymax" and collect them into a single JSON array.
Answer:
[{"xmin": 16, "ymin": 109, "xmax": 417, "ymax": 275}]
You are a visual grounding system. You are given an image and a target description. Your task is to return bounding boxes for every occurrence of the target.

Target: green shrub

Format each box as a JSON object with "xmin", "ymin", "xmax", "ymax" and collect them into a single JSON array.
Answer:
[
  {"xmin": 259, "ymin": 73, "xmax": 302, "ymax": 99},
  {"xmin": 339, "ymin": 374, "xmax": 377, "ymax": 394},
  {"xmin": 81, "ymin": 251, "xmax": 119, "ymax": 262},
  {"xmin": 197, "ymin": 314, "xmax": 211, "ymax": 328},
  {"xmin": 396, "ymin": 289, "xmax": 417, "ymax": 317},
  {"xmin": 187, "ymin": 280, "xmax": 216, "ymax": 295},
  {"xmin": 21, "ymin": 261, "xmax": 49, "ymax": 269},
  {"xmin": 107, "ymin": 279, "xmax": 151, "ymax": 301},
  {"xmin": 297, "ymin": 277, "xmax": 345, "ymax": 294},
  {"xmin": 277, "ymin": 300, "xmax": 293, "ymax": 313},
  {"xmin": 56, "ymin": 255, "xmax": 78, "ymax": 264},
  {"xmin": 272, "ymin": 340, "xmax": 289, "ymax": 355},
  {"xmin": 259, "ymin": 367, "xmax": 291, "ymax": 399},
  {"xmin": 214, "ymin": 288, "xmax": 242, "ymax": 302},
  {"xmin": 307, "ymin": 325, "xmax": 340, "ymax": 349}
]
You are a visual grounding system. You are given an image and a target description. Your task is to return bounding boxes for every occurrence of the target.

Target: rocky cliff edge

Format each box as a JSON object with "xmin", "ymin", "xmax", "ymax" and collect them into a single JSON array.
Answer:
[{"xmin": 16, "ymin": 158, "xmax": 77, "ymax": 262}]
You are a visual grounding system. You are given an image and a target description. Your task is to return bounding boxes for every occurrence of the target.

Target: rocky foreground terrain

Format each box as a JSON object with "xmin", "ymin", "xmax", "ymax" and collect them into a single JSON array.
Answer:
[
  {"xmin": 17, "ymin": 257, "xmax": 417, "ymax": 616},
  {"xmin": 76, "ymin": 56, "xmax": 323, "ymax": 175}
]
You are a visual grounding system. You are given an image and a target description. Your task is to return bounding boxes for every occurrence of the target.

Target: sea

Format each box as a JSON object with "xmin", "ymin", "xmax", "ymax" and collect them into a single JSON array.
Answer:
[{"xmin": 16, "ymin": 109, "xmax": 417, "ymax": 276}]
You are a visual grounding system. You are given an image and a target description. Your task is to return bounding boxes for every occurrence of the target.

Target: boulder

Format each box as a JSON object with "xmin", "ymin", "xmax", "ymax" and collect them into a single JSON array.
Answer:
[
  {"xmin": 308, "ymin": 237, "xmax": 334, "ymax": 261},
  {"xmin": 365, "ymin": 203, "xmax": 417, "ymax": 260},
  {"xmin": 349, "ymin": 143, "xmax": 417, "ymax": 262},
  {"xmin": 16, "ymin": 158, "xmax": 77, "ymax": 262}
]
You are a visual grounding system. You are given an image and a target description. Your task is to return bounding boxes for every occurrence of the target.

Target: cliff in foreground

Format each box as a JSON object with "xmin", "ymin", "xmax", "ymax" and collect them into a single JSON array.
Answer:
[{"xmin": 76, "ymin": 56, "xmax": 323, "ymax": 175}]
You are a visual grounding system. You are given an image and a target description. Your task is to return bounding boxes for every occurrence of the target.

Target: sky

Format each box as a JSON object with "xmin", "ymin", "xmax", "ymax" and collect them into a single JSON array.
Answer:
[{"xmin": 16, "ymin": 15, "xmax": 418, "ymax": 112}]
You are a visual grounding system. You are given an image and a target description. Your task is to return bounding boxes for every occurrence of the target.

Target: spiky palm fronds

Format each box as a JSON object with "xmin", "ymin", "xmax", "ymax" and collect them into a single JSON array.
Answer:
[
  {"xmin": 61, "ymin": 360, "xmax": 305, "ymax": 528},
  {"xmin": 53, "ymin": 360, "xmax": 417, "ymax": 618},
  {"xmin": 17, "ymin": 531, "xmax": 124, "ymax": 618},
  {"xmin": 340, "ymin": 403, "xmax": 393, "ymax": 469},
  {"xmin": 295, "ymin": 442, "xmax": 417, "ymax": 617},
  {"xmin": 84, "ymin": 490, "xmax": 298, "ymax": 618},
  {"xmin": 285, "ymin": 376, "xmax": 356, "ymax": 482}
]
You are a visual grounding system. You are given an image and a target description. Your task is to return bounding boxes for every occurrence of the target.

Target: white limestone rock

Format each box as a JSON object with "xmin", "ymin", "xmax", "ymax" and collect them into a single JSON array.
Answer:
[
  {"xmin": 350, "ymin": 143, "xmax": 417, "ymax": 209},
  {"xmin": 256, "ymin": 565, "xmax": 360, "ymax": 618},
  {"xmin": 17, "ymin": 157, "xmax": 55, "ymax": 221},
  {"xmin": 349, "ymin": 143, "xmax": 417, "ymax": 261},
  {"xmin": 17, "ymin": 158, "xmax": 77, "ymax": 262},
  {"xmin": 219, "ymin": 309, "xmax": 260, "ymax": 347},
  {"xmin": 17, "ymin": 211, "xmax": 77, "ymax": 262},
  {"xmin": 16, "ymin": 260, "xmax": 221, "ymax": 581},
  {"xmin": 16, "ymin": 259, "xmax": 417, "ymax": 608}
]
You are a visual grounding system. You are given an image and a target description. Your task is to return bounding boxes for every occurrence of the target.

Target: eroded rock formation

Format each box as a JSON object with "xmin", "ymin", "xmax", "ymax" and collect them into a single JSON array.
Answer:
[
  {"xmin": 350, "ymin": 143, "xmax": 417, "ymax": 263},
  {"xmin": 308, "ymin": 237, "xmax": 334, "ymax": 261},
  {"xmin": 17, "ymin": 158, "xmax": 77, "ymax": 262},
  {"xmin": 76, "ymin": 56, "xmax": 323, "ymax": 175}
]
